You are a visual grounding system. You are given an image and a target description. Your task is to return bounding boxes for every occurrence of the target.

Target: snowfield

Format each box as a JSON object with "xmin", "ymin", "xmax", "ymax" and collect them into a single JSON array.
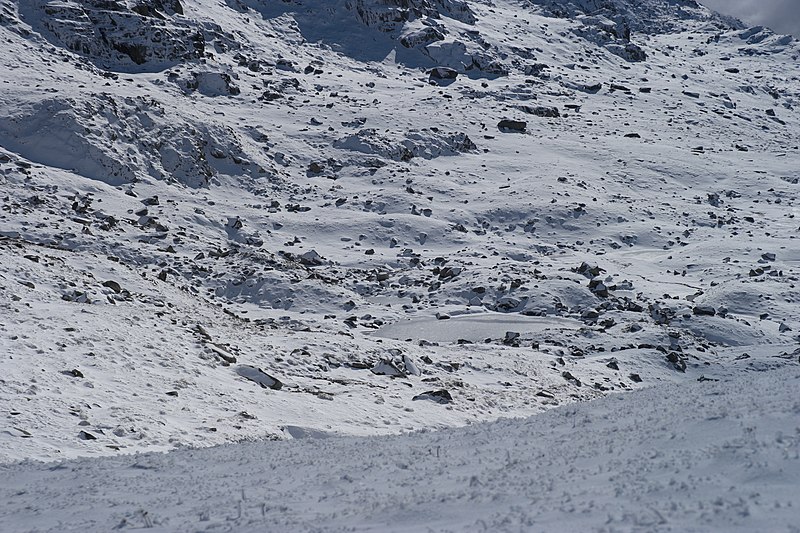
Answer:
[
  {"xmin": 1, "ymin": 0, "xmax": 799, "ymax": 529},
  {"xmin": 2, "ymin": 367, "xmax": 799, "ymax": 532}
]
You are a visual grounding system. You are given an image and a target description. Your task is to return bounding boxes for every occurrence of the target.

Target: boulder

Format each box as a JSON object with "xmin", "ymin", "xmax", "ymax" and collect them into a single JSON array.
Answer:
[
  {"xmin": 412, "ymin": 390, "xmax": 453, "ymax": 404},
  {"xmin": 497, "ymin": 120, "xmax": 527, "ymax": 132},
  {"xmin": 236, "ymin": 365, "xmax": 283, "ymax": 390}
]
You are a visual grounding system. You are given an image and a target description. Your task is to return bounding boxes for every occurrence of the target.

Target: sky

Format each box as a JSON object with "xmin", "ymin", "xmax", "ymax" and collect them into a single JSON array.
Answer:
[{"xmin": 701, "ymin": 0, "xmax": 800, "ymax": 36}]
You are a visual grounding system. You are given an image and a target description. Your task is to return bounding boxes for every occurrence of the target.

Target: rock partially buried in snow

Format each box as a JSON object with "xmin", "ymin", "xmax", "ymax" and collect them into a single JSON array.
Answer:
[
  {"xmin": 412, "ymin": 390, "xmax": 453, "ymax": 404},
  {"xmin": 283, "ymin": 426, "xmax": 333, "ymax": 439},
  {"xmin": 78, "ymin": 430, "xmax": 97, "ymax": 441},
  {"xmin": 371, "ymin": 359, "xmax": 407, "ymax": 378},
  {"xmin": 429, "ymin": 66, "xmax": 458, "ymax": 85},
  {"xmin": 236, "ymin": 365, "xmax": 283, "ymax": 390},
  {"xmin": 519, "ymin": 105, "xmax": 560, "ymax": 118},
  {"xmin": 299, "ymin": 250, "xmax": 324, "ymax": 267}
]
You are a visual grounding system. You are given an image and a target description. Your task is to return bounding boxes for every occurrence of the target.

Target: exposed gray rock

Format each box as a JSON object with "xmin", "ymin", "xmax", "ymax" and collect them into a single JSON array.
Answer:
[
  {"xmin": 412, "ymin": 389, "xmax": 453, "ymax": 404},
  {"xmin": 519, "ymin": 105, "xmax": 560, "ymax": 118},
  {"xmin": 371, "ymin": 359, "xmax": 406, "ymax": 378},
  {"xmin": 497, "ymin": 120, "xmax": 526, "ymax": 132},
  {"xmin": 236, "ymin": 365, "xmax": 283, "ymax": 390},
  {"xmin": 20, "ymin": 0, "xmax": 204, "ymax": 70}
]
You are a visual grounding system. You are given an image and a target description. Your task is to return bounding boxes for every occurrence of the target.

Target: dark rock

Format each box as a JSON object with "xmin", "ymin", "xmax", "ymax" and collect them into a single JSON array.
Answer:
[
  {"xmin": 692, "ymin": 306, "xmax": 716, "ymax": 316},
  {"xmin": 580, "ymin": 82, "xmax": 603, "ymax": 93},
  {"xmin": 236, "ymin": 365, "xmax": 283, "ymax": 390},
  {"xmin": 429, "ymin": 66, "xmax": 458, "ymax": 84},
  {"xmin": 582, "ymin": 309, "xmax": 600, "ymax": 320},
  {"xmin": 495, "ymin": 296, "xmax": 523, "ymax": 312},
  {"xmin": 524, "ymin": 63, "xmax": 549, "ymax": 77},
  {"xmin": 503, "ymin": 331, "xmax": 520, "ymax": 346},
  {"xmin": 588, "ymin": 279, "xmax": 609, "ymax": 298},
  {"xmin": 618, "ymin": 43, "xmax": 646, "ymax": 62},
  {"xmin": 308, "ymin": 161, "xmax": 325, "ymax": 174},
  {"xmin": 562, "ymin": 371, "xmax": 581, "ymax": 386},
  {"xmin": 412, "ymin": 389, "xmax": 453, "ymax": 404},
  {"xmin": 299, "ymin": 250, "xmax": 324, "ymax": 266},
  {"xmin": 666, "ymin": 352, "xmax": 687, "ymax": 372},
  {"xmin": 438, "ymin": 266, "xmax": 462, "ymax": 280},
  {"xmin": 576, "ymin": 262, "xmax": 604, "ymax": 278},
  {"xmin": 497, "ymin": 119, "xmax": 527, "ymax": 132},
  {"xmin": 78, "ymin": 430, "xmax": 97, "ymax": 441},
  {"xmin": 629, "ymin": 373, "xmax": 642, "ymax": 383},
  {"xmin": 26, "ymin": 0, "xmax": 203, "ymax": 70},
  {"xmin": 519, "ymin": 105, "xmax": 560, "ymax": 118},
  {"xmin": 401, "ymin": 26, "xmax": 446, "ymax": 48}
]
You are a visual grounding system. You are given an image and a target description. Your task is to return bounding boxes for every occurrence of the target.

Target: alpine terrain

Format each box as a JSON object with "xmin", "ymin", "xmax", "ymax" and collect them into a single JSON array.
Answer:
[{"xmin": 0, "ymin": 0, "xmax": 798, "ymax": 531}]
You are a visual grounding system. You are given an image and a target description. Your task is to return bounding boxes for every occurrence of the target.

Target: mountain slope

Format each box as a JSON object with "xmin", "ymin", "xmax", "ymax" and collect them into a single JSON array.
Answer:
[
  {"xmin": 1, "ymin": 0, "xmax": 799, "ymax": 462},
  {"xmin": 2, "ymin": 367, "xmax": 799, "ymax": 532}
]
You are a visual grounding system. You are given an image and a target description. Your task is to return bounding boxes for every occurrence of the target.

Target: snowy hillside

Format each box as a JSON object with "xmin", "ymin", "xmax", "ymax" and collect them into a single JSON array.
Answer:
[
  {"xmin": 2, "ymin": 367, "xmax": 799, "ymax": 532},
  {"xmin": 1, "ymin": 0, "xmax": 799, "ymax": 467}
]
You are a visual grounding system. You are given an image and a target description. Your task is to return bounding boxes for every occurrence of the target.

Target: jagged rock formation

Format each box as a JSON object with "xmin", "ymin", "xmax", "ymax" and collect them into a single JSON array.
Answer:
[{"xmin": 19, "ymin": 0, "xmax": 204, "ymax": 70}]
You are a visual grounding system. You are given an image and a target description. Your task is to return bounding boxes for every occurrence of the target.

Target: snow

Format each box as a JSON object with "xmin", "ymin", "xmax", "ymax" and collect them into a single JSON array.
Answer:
[
  {"xmin": 2, "ymin": 367, "xmax": 798, "ymax": 532},
  {"xmin": 0, "ymin": 0, "xmax": 799, "ymax": 528}
]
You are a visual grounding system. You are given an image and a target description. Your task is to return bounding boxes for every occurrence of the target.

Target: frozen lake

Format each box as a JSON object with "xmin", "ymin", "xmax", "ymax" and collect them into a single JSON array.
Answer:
[{"xmin": 371, "ymin": 313, "xmax": 585, "ymax": 342}]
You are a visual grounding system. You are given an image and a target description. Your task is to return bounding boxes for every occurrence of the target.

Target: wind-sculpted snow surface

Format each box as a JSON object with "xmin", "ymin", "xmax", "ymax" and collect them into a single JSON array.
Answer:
[
  {"xmin": 1, "ymin": 0, "xmax": 799, "ymax": 470},
  {"xmin": 1, "ymin": 368, "xmax": 799, "ymax": 532}
]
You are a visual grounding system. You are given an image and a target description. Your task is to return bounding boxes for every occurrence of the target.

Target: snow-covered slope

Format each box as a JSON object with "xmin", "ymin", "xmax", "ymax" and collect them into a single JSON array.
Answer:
[
  {"xmin": 2, "ymin": 367, "xmax": 799, "ymax": 532},
  {"xmin": 1, "ymin": 0, "xmax": 799, "ymax": 463}
]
